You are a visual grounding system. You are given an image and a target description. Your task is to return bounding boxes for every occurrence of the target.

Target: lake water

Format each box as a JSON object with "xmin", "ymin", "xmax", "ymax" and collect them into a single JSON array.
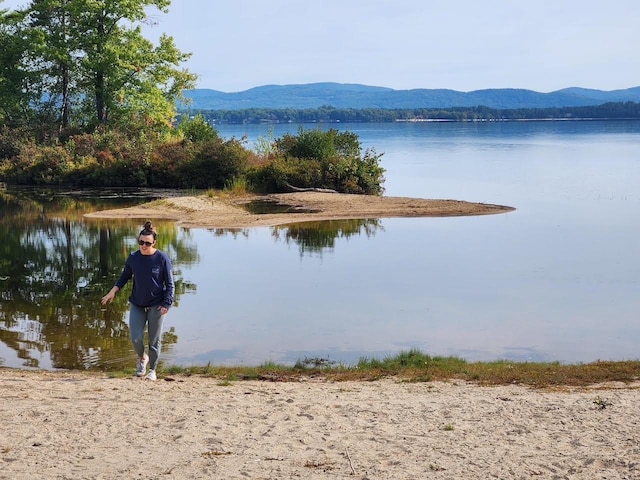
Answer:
[{"xmin": 1, "ymin": 120, "xmax": 639, "ymax": 370}]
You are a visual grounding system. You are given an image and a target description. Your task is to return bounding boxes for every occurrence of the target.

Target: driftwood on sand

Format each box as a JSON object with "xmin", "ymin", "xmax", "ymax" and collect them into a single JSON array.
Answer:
[{"xmin": 283, "ymin": 182, "xmax": 338, "ymax": 193}]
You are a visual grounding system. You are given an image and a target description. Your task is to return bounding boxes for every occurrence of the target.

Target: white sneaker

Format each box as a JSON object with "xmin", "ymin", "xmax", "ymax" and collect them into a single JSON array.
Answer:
[
  {"xmin": 145, "ymin": 369, "xmax": 157, "ymax": 381},
  {"xmin": 136, "ymin": 354, "xmax": 149, "ymax": 377}
]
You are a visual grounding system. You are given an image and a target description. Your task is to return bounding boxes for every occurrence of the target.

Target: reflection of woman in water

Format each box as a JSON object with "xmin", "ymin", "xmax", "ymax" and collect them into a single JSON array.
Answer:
[{"xmin": 101, "ymin": 221, "xmax": 174, "ymax": 381}]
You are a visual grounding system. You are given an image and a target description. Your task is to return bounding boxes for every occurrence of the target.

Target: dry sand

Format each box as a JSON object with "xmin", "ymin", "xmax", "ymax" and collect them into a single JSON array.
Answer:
[
  {"xmin": 1, "ymin": 369, "xmax": 639, "ymax": 479},
  {"xmin": 84, "ymin": 192, "xmax": 515, "ymax": 228}
]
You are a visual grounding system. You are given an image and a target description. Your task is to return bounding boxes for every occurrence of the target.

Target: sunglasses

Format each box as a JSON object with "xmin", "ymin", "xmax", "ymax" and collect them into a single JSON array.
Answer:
[{"xmin": 138, "ymin": 240, "xmax": 154, "ymax": 247}]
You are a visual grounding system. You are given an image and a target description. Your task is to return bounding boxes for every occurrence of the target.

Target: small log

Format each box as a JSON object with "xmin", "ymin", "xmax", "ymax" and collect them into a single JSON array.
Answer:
[{"xmin": 283, "ymin": 182, "xmax": 338, "ymax": 194}]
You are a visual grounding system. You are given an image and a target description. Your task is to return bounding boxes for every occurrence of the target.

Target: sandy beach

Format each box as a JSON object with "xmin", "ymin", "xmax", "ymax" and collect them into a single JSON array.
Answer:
[{"xmin": 1, "ymin": 370, "xmax": 639, "ymax": 479}]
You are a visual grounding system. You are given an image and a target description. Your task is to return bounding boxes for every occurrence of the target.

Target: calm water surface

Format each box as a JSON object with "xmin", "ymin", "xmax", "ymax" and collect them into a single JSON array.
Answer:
[{"xmin": 1, "ymin": 121, "xmax": 638, "ymax": 369}]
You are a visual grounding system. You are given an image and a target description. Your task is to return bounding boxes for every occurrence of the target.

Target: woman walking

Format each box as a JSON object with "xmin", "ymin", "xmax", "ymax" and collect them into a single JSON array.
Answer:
[{"xmin": 101, "ymin": 221, "xmax": 174, "ymax": 381}]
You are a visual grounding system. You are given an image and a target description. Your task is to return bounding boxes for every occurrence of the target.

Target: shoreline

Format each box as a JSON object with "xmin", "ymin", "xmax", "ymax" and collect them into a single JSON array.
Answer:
[{"xmin": 84, "ymin": 191, "xmax": 515, "ymax": 228}]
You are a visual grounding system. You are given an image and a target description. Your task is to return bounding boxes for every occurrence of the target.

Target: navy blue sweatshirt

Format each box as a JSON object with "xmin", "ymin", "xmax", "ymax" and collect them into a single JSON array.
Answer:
[{"xmin": 115, "ymin": 250, "xmax": 175, "ymax": 309}]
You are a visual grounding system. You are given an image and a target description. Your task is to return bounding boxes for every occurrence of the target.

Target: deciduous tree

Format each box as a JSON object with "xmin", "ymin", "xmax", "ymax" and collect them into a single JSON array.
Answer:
[
  {"xmin": 2, "ymin": 0, "xmax": 196, "ymax": 134},
  {"xmin": 0, "ymin": 5, "xmax": 35, "ymax": 127}
]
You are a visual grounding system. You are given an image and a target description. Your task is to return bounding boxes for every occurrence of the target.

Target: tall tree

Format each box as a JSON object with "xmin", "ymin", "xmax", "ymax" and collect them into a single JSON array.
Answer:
[
  {"xmin": 0, "ymin": 5, "xmax": 34, "ymax": 127},
  {"xmin": 26, "ymin": 0, "xmax": 79, "ymax": 131},
  {"xmin": 7, "ymin": 0, "xmax": 196, "ymax": 133},
  {"xmin": 71, "ymin": 0, "xmax": 196, "ymax": 129}
]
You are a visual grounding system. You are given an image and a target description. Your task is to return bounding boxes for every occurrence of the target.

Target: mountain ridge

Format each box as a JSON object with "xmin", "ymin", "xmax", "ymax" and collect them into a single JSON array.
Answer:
[{"xmin": 180, "ymin": 82, "xmax": 640, "ymax": 111}]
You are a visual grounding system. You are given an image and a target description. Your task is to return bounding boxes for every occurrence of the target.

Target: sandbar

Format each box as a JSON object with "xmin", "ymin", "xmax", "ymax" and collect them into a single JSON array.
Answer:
[{"xmin": 84, "ymin": 192, "xmax": 515, "ymax": 228}]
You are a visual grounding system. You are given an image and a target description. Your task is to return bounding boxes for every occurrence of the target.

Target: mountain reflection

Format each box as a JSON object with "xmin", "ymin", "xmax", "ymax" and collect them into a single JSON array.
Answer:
[{"xmin": 0, "ymin": 187, "xmax": 198, "ymax": 370}]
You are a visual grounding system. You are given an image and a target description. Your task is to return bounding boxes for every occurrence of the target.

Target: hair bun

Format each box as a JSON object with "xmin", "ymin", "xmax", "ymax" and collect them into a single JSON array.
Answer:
[{"xmin": 139, "ymin": 221, "xmax": 157, "ymax": 239}]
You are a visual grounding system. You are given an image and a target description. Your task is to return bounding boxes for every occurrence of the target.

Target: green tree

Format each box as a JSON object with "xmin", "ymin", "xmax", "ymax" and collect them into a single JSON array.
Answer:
[
  {"xmin": 72, "ymin": 0, "xmax": 197, "ymax": 129},
  {"xmin": 25, "ymin": 0, "xmax": 80, "ymax": 132},
  {"xmin": 3, "ymin": 0, "xmax": 196, "ymax": 133},
  {"xmin": 0, "ymin": 5, "xmax": 34, "ymax": 128}
]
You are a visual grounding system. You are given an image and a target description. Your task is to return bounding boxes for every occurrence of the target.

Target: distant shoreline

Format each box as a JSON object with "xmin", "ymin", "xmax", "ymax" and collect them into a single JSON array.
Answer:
[
  {"xmin": 186, "ymin": 103, "xmax": 640, "ymax": 125},
  {"xmin": 393, "ymin": 117, "xmax": 640, "ymax": 122},
  {"xmin": 199, "ymin": 117, "xmax": 640, "ymax": 125}
]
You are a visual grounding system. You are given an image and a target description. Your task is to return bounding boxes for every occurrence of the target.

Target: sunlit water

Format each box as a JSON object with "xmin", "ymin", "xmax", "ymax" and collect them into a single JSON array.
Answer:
[{"xmin": 1, "ymin": 121, "xmax": 639, "ymax": 369}]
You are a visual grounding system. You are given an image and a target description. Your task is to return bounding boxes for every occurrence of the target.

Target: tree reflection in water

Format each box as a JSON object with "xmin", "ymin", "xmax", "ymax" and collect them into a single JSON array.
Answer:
[
  {"xmin": 0, "ymin": 188, "xmax": 383, "ymax": 370},
  {"xmin": 272, "ymin": 218, "xmax": 383, "ymax": 256},
  {"xmin": 0, "ymin": 187, "xmax": 198, "ymax": 370}
]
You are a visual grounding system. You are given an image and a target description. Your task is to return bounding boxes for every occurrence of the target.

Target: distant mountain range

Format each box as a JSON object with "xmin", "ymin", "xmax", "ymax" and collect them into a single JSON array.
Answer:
[{"xmin": 180, "ymin": 83, "xmax": 640, "ymax": 111}]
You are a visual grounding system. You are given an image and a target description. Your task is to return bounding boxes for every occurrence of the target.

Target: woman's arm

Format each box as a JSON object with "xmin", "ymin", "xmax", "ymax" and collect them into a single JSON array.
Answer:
[
  {"xmin": 162, "ymin": 255, "xmax": 175, "ymax": 309},
  {"xmin": 101, "ymin": 256, "xmax": 133, "ymax": 305}
]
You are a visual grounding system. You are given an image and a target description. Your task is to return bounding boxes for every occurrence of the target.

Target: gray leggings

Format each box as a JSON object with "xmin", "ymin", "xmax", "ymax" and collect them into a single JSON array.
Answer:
[{"xmin": 129, "ymin": 303, "xmax": 165, "ymax": 370}]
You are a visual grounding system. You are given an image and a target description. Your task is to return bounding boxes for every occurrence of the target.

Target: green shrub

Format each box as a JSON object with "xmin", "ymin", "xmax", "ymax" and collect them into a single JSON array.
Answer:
[
  {"xmin": 245, "ymin": 158, "xmax": 290, "ymax": 193},
  {"xmin": 179, "ymin": 114, "xmax": 219, "ymax": 143},
  {"xmin": 0, "ymin": 125, "xmax": 384, "ymax": 193},
  {"xmin": 148, "ymin": 141, "xmax": 189, "ymax": 186},
  {"xmin": 248, "ymin": 128, "xmax": 385, "ymax": 194},
  {"xmin": 107, "ymin": 158, "xmax": 149, "ymax": 186},
  {"xmin": 63, "ymin": 155, "xmax": 100, "ymax": 186},
  {"xmin": 67, "ymin": 133, "xmax": 97, "ymax": 159},
  {"xmin": 26, "ymin": 146, "xmax": 74, "ymax": 185},
  {"xmin": 276, "ymin": 128, "xmax": 337, "ymax": 160},
  {"xmin": 0, "ymin": 126, "xmax": 24, "ymax": 160},
  {"xmin": 177, "ymin": 137, "xmax": 250, "ymax": 189}
]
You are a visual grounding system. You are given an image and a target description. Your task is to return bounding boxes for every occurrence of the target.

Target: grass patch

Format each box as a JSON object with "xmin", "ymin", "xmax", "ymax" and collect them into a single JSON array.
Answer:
[
  {"xmin": 223, "ymin": 177, "xmax": 252, "ymax": 195},
  {"xmin": 147, "ymin": 349, "xmax": 640, "ymax": 388}
]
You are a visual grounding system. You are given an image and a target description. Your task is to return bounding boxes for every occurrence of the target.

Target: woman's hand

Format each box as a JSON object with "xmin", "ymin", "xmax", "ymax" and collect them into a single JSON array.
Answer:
[{"xmin": 101, "ymin": 287, "xmax": 118, "ymax": 305}]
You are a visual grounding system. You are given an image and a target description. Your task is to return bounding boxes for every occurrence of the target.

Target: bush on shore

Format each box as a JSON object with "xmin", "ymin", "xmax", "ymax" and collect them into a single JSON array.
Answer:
[{"xmin": 0, "ymin": 121, "xmax": 385, "ymax": 195}]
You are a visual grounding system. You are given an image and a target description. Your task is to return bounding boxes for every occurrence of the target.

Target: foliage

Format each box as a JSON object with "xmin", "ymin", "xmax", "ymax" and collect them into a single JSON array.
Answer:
[
  {"xmin": 0, "ymin": 0, "xmax": 196, "ymax": 134},
  {"xmin": 0, "ymin": 7, "xmax": 34, "ymax": 128},
  {"xmin": 147, "ymin": 140, "xmax": 187, "ymax": 186},
  {"xmin": 245, "ymin": 128, "xmax": 385, "ymax": 194},
  {"xmin": 0, "ymin": 14, "xmax": 386, "ymax": 197},
  {"xmin": 244, "ymin": 157, "xmax": 291, "ymax": 193},
  {"xmin": 179, "ymin": 114, "xmax": 219, "ymax": 143},
  {"xmin": 0, "ymin": 126, "xmax": 27, "ymax": 159},
  {"xmin": 253, "ymin": 126, "xmax": 276, "ymax": 157},
  {"xmin": 175, "ymin": 137, "xmax": 250, "ymax": 189},
  {"xmin": 0, "ymin": 125, "xmax": 384, "ymax": 193},
  {"xmin": 24, "ymin": 145, "xmax": 74, "ymax": 184},
  {"xmin": 223, "ymin": 177, "xmax": 251, "ymax": 195}
]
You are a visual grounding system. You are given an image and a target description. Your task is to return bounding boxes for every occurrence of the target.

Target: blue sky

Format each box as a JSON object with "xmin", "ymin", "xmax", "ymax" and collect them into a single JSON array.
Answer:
[{"xmin": 3, "ymin": 0, "xmax": 639, "ymax": 93}]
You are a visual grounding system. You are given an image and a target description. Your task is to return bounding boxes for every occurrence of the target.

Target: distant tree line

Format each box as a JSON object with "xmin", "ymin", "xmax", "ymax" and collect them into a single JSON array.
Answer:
[{"xmin": 188, "ymin": 102, "xmax": 640, "ymax": 125}]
